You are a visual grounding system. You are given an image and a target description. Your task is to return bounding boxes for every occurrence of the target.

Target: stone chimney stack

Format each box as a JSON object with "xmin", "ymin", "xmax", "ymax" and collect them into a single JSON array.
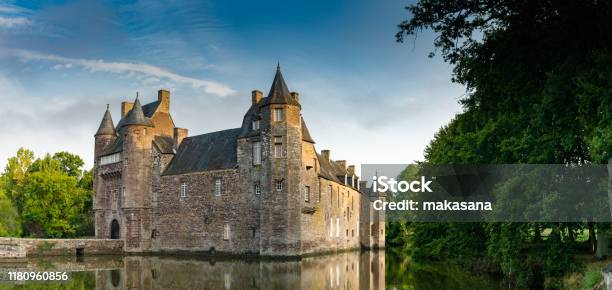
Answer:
[
  {"xmin": 173, "ymin": 128, "xmax": 188, "ymax": 150},
  {"xmin": 337, "ymin": 160, "xmax": 347, "ymax": 170},
  {"xmin": 252, "ymin": 90, "xmax": 262, "ymax": 105},
  {"xmin": 290, "ymin": 92, "xmax": 299, "ymax": 103},
  {"xmin": 347, "ymin": 165, "xmax": 355, "ymax": 175},
  {"xmin": 321, "ymin": 150, "xmax": 330, "ymax": 162},
  {"xmin": 121, "ymin": 101, "xmax": 134, "ymax": 118},
  {"xmin": 158, "ymin": 89, "xmax": 170, "ymax": 113}
]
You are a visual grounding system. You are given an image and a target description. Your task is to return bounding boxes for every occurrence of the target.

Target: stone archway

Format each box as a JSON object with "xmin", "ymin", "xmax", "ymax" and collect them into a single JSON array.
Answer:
[{"xmin": 110, "ymin": 219, "xmax": 120, "ymax": 239}]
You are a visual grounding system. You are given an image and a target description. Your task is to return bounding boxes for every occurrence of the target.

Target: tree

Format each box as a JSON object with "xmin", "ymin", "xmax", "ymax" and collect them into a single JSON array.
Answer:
[
  {"xmin": 52, "ymin": 151, "xmax": 85, "ymax": 177},
  {"xmin": 395, "ymin": 0, "xmax": 612, "ymax": 287},
  {"xmin": 0, "ymin": 185, "xmax": 20, "ymax": 237},
  {"xmin": 20, "ymin": 155, "xmax": 90, "ymax": 238},
  {"xmin": 0, "ymin": 149, "xmax": 94, "ymax": 238}
]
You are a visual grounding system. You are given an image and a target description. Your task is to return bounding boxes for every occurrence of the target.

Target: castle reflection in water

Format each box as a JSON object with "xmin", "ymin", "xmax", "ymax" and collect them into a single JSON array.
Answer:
[{"xmin": 97, "ymin": 251, "xmax": 384, "ymax": 290}]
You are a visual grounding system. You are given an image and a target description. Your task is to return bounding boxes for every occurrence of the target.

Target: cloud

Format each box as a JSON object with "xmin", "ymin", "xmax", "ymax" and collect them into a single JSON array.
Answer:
[
  {"xmin": 0, "ymin": 16, "xmax": 30, "ymax": 28},
  {"xmin": 1, "ymin": 48, "xmax": 235, "ymax": 97}
]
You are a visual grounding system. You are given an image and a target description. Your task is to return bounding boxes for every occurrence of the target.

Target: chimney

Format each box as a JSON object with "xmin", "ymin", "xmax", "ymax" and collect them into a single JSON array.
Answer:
[
  {"xmin": 321, "ymin": 150, "xmax": 330, "ymax": 162},
  {"xmin": 252, "ymin": 90, "xmax": 262, "ymax": 105},
  {"xmin": 347, "ymin": 165, "xmax": 355, "ymax": 176},
  {"xmin": 121, "ymin": 101, "xmax": 134, "ymax": 118},
  {"xmin": 337, "ymin": 160, "xmax": 347, "ymax": 170},
  {"xmin": 158, "ymin": 89, "xmax": 170, "ymax": 113},
  {"xmin": 290, "ymin": 92, "xmax": 300, "ymax": 103},
  {"xmin": 173, "ymin": 128, "xmax": 188, "ymax": 151}
]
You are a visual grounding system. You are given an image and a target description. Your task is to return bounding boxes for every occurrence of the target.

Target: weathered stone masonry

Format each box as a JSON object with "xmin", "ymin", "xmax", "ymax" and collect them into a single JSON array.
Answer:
[{"xmin": 93, "ymin": 66, "xmax": 385, "ymax": 256}]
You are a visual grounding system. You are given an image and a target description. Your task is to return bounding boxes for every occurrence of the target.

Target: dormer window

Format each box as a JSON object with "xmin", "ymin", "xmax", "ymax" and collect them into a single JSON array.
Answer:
[
  {"xmin": 252, "ymin": 119, "xmax": 260, "ymax": 130},
  {"xmin": 274, "ymin": 108, "xmax": 284, "ymax": 122}
]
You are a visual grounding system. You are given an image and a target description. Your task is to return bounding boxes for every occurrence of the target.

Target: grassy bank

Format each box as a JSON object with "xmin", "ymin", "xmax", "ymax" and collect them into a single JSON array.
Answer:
[{"xmin": 564, "ymin": 255, "xmax": 611, "ymax": 290}]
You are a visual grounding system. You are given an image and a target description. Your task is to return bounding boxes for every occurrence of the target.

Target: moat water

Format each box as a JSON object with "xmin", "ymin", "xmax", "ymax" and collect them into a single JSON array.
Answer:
[{"xmin": 0, "ymin": 250, "xmax": 502, "ymax": 289}]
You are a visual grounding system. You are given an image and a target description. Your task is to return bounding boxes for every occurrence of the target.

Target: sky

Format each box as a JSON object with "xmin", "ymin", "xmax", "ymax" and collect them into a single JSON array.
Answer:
[{"xmin": 0, "ymin": 0, "xmax": 465, "ymax": 171}]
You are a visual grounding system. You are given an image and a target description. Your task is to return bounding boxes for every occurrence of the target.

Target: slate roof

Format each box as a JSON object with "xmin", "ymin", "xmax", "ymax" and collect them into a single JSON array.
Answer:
[
  {"xmin": 102, "ymin": 98, "xmax": 159, "ymax": 156},
  {"xmin": 163, "ymin": 128, "xmax": 241, "ymax": 175},
  {"xmin": 259, "ymin": 65, "xmax": 300, "ymax": 108},
  {"xmin": 96, "ymin": 106, "xmax": 116, "ymax": 136},
  {"xmin": 122, "ymin": 97, "xmax": 154, "ymax": 127},
  {"xmin": 317, "ymin": 153, "xmax": 341, "ymax": 183},
  {"xmin": 153, "ymin": 136, "xmax": 174, "ymax": 154},
  {"xmin": 301, "ymin": 117, "xmax": 314, "ymax": 143}
]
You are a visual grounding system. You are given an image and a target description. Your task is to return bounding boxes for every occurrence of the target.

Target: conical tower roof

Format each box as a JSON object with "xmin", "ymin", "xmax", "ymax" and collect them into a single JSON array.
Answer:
[
  {"xmin": 260, "ymin": 64, "xmax": 300, "ymax": 107},
  {"xmin": 95, "ymin": 105, "xmax": 116, "ymax": 136},
  {"xmin": 122, "ymin": 96, "xmax": 154, "ymax": 127}
]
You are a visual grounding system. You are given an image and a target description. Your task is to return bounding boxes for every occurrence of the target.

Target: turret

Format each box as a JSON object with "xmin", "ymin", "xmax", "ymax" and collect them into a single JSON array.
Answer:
[
  {"xmin": 118, "ymin": 95, "xmax": 156, "ymax": 251},
  {"xmin": 94, "ymin": 104, "xmax": 117, "ymax": 159},
  {"xmin": 258, "ymin": 64, "xmax": 304, "ymax": 255},
  {"xmin": 120, "ymin": 95, "xmax": 154, "ymax": 209}
]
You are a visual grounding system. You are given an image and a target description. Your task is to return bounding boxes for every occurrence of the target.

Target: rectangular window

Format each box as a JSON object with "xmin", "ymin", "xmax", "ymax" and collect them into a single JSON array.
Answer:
[
  {"xmin": 274, "ymin": 108, "xmax": 284, "ymax": 122},
  {"xmin": 254, "ymin": 183, "xmax": 261, "ymax": 195},
  {"xmin": 274, "ymin": 136, "xmax": 283, "ymax": 158},
  {"xmin": 253, "ymin": 141, "xmax": 262, "ymax": 165},
  {"xmin": 252, "ymin": 119, "xmax": 260, "ymax": 130},
  {"xmin": 329, "ymin": 185, "xmax": 333, "ymax": 207},
  {"xmin": 180, "ymin": 183, "xmax": 187, "ymax": 198},
  {"xmin": 336, "ymin": 218, "xmax": 340, "ymax": 237},
  {"xmin": 304, "ymin": 186, "xmax": 310, "ymax": 202},
  {"xmin": 121, "ymin": 186, "xmax": 126, "ymax": 204},
  {"xmin": 215, "ymin": 178, "xmax": 222, "ymax": 196},
  {"xmin": 223, "ymin": 223, "xmax": 230, "ymax": 240},
  {"xmin": 276, "ymin": 180, "xmax": 283, "ymax": 192},
  {"xmin": 100, "ymin": 153, "xmax": 121, "ymax": 165}
]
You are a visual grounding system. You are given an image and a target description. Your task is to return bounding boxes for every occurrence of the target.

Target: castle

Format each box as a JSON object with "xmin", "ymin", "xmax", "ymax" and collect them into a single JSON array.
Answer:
[{"xmin": 93, "ymin": 66, "xmax": 385, "ymax": 256}]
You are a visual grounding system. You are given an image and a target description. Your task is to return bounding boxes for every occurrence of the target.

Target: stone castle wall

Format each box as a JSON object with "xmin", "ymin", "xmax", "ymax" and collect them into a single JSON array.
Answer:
[
  {"xmin": 0, "ymin": 238, "xmax": 123, "ymax": 257},
  {"xmin": 93, "ymin": 86, "xmax": 385, "ymax": 256}
]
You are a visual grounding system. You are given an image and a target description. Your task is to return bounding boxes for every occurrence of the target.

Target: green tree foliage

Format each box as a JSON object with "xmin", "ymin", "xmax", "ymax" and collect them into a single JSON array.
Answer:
[
  {"xmin": 0, "ymin": 148, "xmax": 94, "ymax": 238},
  {"xmin": 395, "ymin": 0, "xmax": 612, "ymax": 288},
  {"xmin": 0, "ymin": 185, "xmax": 21, "ymax": 237}
]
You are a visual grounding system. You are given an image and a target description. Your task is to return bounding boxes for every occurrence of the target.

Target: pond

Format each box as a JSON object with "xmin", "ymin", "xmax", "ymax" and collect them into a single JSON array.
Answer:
[{"xmin": 0, "ymin": 250, "xmax": 501, "ymax": 289}]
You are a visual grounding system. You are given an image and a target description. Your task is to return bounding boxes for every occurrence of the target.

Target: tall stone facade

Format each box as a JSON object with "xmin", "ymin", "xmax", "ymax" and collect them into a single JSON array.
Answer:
[{"xmin": 93, "ymin": 66, "xmax": 385, "ymax": 256}]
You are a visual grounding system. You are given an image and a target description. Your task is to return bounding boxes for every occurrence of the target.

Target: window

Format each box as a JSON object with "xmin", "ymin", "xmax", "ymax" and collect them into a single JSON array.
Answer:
[
  {"xmin": 317, "ymin": 184, "xmax": 321, "ymax": 203},
  {"xmin": 274, "ymin": 108, "xmax": 284, "ymax": 122},
  {"xmin": 252, "ymin": 119, "xmax": 260, "ymax": 130},
  {"xmin": 337, "ymin": 188, "xmax": 340, "ymax": 208},
  {"xmin": 329, "ymin": 218, "xmax": 333, "ymax": 237},
  {"xmin": 152, "ymin": 191, "xmax": 157, "ymax": 202},
  {"xmin": 276, "ymin": 180, "xmax": 283, "ymax": 192},
  {"xmin": 215, "ymin": 178, "xmax": 222, "ymax": 196},
  {"xmin": 223, "ymin": 223, "xmax": 230, "ymax": 240},
  {"xmin": 180, "ymin": 183, "xmax": 187, "ymax": 198},
  {"xmin": 304, "ymin": 186, "xmax": 310, "ymax": 202},
  {"xmin": 100, "ymin": 153, "xmax": 121, "ymax": 165},
  {"xmin": 329, "ymin": 185, "xmax": 333, "ymax": 207},
  {"xmin": 336, "ymin": 218, "xmax": 340, "ymax": 237},
  {"xmin": 252, "ymin": 141, "xmax": 262, "ymax": 165},
  {"xmin": 121, "ymin": 186, "xmax": 126, "ymax": 200},
  {"xmin": 254, "ymin": 183, "xmax": 261, "ymax": 195},
  {"xmin": 274, "ymin": 136, "xmax": 283, "ymax": 158}
]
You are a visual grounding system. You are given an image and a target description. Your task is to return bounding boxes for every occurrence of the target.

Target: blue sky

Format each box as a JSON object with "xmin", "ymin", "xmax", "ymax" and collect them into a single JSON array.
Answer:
[{"xmin": 0, "ymin": 0, "xmax": 464, "ymax": 170}]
